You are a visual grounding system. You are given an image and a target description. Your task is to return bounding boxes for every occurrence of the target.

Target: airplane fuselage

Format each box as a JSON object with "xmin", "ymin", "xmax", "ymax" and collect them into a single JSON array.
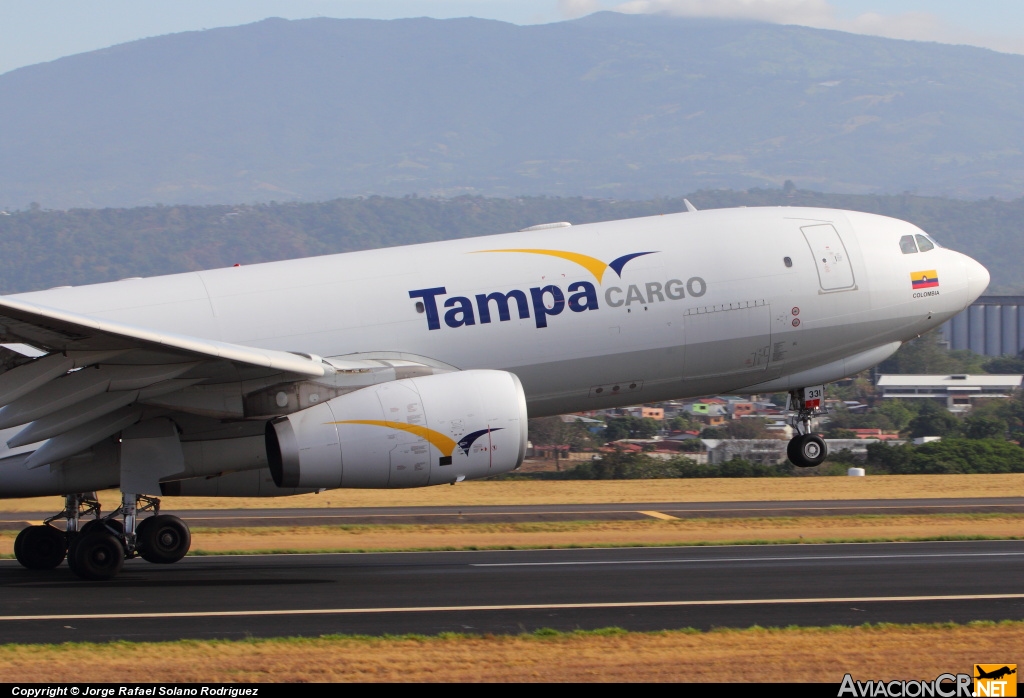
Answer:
[
  {"xmin": 11, "ymin": 206, "xmax": 987, "ymax": 416},
  {"xmin": 0, "ymin": 205, "xmax": 993, "ymax": 577}
]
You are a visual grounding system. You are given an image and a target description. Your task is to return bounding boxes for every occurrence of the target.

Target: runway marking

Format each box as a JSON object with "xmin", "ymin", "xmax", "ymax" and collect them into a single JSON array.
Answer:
[
  {"xmin": 2, "ymin": 593, "xmax": 1024, "ymax": 622},
  {"xmin": 638, "ymin": 511, "xmax": 679, "ymax": 520},
  {"xmin": 470, "ymin": 551, "xmax": 1024, "ymax": 567}
]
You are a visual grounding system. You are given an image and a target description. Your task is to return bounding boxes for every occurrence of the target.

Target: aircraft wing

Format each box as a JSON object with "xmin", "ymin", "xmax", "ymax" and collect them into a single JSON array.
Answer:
[
  {"xmin": 0, "ymin": 296, "xmax": 329, "ymax": 468},
  {"xmin": 0, "ymin": 296, "xmax": 325, "ymax": 377}
]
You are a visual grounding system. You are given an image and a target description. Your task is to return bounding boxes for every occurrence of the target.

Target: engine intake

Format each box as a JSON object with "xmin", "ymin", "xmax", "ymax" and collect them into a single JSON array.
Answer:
[{"xmin": 266, "ymin": 369, "xmax": 528, "ymax": 489}]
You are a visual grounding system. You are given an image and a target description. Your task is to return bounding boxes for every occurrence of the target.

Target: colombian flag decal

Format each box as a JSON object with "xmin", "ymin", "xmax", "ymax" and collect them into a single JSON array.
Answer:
[{"xmin": 911, "ymin": 270, "xmax": 939, "ymax": 289}]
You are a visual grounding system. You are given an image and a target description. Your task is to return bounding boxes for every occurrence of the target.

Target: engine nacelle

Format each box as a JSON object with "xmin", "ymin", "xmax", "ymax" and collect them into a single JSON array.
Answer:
[{"xmin": 265, "ymin": 369, "xmax": 528, "ymax": 489}]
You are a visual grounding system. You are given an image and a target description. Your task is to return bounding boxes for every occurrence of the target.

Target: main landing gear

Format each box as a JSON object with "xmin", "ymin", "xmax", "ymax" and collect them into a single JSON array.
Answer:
[
  {"xmin": 14, "ymin": 492, "xmax": 191, "ymax": 580},
  {"xmin": 786, "ymin": 386, "xmax": 828, "ymax": 468}
]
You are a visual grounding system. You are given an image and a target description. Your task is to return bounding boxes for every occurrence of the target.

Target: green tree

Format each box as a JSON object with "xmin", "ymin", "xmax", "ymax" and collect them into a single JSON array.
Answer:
[
  {"xmin": 667, "ymin": 415, "xmax": 698, "ymax": 432},
  {"xmin": 528, "ymin": 416, "xmax": 594, "ymax": 471},
  {"xmin": 875, "ymin": 400, "xmax": 915, "ymax": 432},
  {"xmin": 603, "ymin": 416, "xmax": 660, "ymax": 440},
  {"xmin": 603, "ymin": 418, "xmax": 631, "ymax": 442},
  {"xmin": 867, "ymin": 439, "xmax": 1024, "ymax": 474},
  {"xmin": 828, "ymin": 371, "xmax": 877, "ymax": 402},
  {"xmin": 906, "ymin": 401, "xmax": 960, "ymax": 438},
  {"xmin": 724, "ymin": 417, "xmax": 771, "ymax": 439},
  {"xmin": 982, "ymin": 356, "xmax": 1024, "ymax": 374},
  {"xmin": 878, "ymin": 330, "xmax": 987, "ymax": 374},
  {"xmin": 962, "ymin": 414, "xmax": 1007, "ymax": 440}
]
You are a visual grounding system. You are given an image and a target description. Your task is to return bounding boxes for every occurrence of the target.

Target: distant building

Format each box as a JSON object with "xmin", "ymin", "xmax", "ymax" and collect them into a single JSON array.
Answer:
[
  {"xmin": 559, "ymin": 414, "xmax": 605, "ymax": 434},
  {"xmin": 729, "ymin": 401, "xmax": 756, "ymax": 419},
  {"xmin": 763, "ymin": 421, "xmax": 795, "ymax": 439},
  {"xmin": 939, "ymin": 295, "xmax": 1024, "ymax": 357},
  {"xmin": 685, "ymin": 402, "xmax": 728, "ymax": 426},
  {"xmin": 626, "ymin": 406, "xmax": 664, "ymax": 420},
  {"xmin": 701, "ymin": 439, "xmax": 789, "ymax": 466},
  {"xmin": 876, "ymin": 374, "xmax": 1023, "ymax": 412},
  {"xmin": 847, "ymin": 428, "xmax": 900, "ymax": 441}
]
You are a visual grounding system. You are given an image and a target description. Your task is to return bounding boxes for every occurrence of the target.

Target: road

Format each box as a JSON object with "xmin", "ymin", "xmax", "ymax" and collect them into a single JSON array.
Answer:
[
  {"xmin": 1, "ymin": 540, "xmax": 1022, "ymax": 643},
  {"xmin": 5, "ymin": 496, "xmax": 1024, "ymax": 528}
]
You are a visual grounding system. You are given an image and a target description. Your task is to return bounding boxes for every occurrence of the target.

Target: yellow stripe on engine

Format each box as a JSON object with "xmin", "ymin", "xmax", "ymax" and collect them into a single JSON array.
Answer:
[{"xmin": 329, "ymin": 419, "xmax": 458, "ymax": 456}]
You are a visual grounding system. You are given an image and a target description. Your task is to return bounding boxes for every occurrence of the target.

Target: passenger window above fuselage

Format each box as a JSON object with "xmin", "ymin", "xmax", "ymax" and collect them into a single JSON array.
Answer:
[{"xmin": 899, "ymin": 235, "xmax": 918, "ymax": 254}]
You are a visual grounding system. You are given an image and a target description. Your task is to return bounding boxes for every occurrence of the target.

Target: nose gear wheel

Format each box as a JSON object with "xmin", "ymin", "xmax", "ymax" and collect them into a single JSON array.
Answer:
[{"xmin": 786, "ymin": 387, "xmax": 829, "ymax": 468}]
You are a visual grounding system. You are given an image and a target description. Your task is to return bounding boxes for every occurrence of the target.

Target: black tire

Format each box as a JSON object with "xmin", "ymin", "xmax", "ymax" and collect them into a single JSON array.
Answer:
[
  {"xmin": 137, "ymin": 515, "xmax": 191, "ymax": 564},
  {"xmin": 69, "ymin": 532, "xmax": 124, "ymax": 581},
  {"xmin": 13, "ymin": 526, "xmax": 24, "ymax": 561},
  {"xmin": 66, "ymin": 534, "xmax": 80, "ymax": 574},
  {"xmin": 135, "ymin": 515, "xmax": 154, "ymax": 542},
  {"xmin": 788, "ymin": 434, "xmax": 827, "ymax": 468},
  {"xmin": 14, "ymin": 525, "xmax": 67, "ymax": 570}
]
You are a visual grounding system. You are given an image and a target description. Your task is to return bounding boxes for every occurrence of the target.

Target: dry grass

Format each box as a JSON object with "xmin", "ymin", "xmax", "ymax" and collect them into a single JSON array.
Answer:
[
  {"xmin": 179, "ymin": 513, "xmax": 1024, "ymax": 553},
  {"xmin": 1, "ymin": 473, "xmax": 1023, "ymax": 514},
  {"xmin": 0, "ymin": 623, "xmax": 1018, "ymax": 682},
  {"xmin": 3, "ymin": 513, "xmax": 1015, "ymax": 556}
]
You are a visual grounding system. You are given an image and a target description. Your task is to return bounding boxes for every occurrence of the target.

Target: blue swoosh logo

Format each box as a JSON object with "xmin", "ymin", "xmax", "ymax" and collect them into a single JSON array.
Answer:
[
  {"xmin": 608, "ymin": 252, "xmax": 657, "ymax": 278},
  {"xmin": 457, "ymin": 428, "xmax": 502, "ymax": 455}
]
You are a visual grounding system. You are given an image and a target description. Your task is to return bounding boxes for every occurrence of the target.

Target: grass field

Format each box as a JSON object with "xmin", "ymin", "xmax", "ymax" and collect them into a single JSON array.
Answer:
[
  {"xmin": 0, "ymin": 622, "xmax": 1016, "ymax": 682},
  {"xmin": 1, "ymin": 473, "xmax": 1022, "ymax": 513},
  {"xmin": 3, "ymin": 513, "xmax": 1020, "ymax": 556},
  {"xmin": 178, "ymin": 513, "xmax": 1024, "ymax": 553}
]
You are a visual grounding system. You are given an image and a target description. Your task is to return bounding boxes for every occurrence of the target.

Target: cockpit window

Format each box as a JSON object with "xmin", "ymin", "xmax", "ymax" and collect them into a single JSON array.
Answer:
[
  {"xmin": 915, "ymin": 234, "xmax": 934, "ymax": 252},
  {"xmin": 899, "ymin": 235, "xmax": 918, "ymax": 254}
]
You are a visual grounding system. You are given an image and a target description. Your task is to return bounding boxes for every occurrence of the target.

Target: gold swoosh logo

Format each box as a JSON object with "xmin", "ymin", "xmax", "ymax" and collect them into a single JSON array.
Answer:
[
  {"xmin": 329, "ymin": 419, "xmax": 457, "ymax": 456},
  {"xmin": 471, "ymin": 249, "xmax": 610, "ymax": 283}
]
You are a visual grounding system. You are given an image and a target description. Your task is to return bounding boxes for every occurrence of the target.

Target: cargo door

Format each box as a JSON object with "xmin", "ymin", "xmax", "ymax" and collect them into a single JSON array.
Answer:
[
  {"xmin": 684, "ymin": 301, "xmax": 772, "ymax": 378},
  {"xmin": 802, "ymin": 224, "xmax": 856, "ymax": 291}
]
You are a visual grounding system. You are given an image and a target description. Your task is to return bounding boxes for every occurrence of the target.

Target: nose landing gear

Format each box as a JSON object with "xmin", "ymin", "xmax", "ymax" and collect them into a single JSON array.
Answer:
[{"xmin": 787, "ymin": 386, "xmax": 828, "ymax": 468}]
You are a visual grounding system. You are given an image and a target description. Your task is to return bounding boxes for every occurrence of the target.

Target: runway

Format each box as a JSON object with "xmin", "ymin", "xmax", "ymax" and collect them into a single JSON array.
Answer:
[
  {"xmin": 4, "ymin": 496, "xmax": 1024, "ymax": 529},
  {"xmin": 1, "ymin": 540, "xmax": 1023, "ymax": 643}
]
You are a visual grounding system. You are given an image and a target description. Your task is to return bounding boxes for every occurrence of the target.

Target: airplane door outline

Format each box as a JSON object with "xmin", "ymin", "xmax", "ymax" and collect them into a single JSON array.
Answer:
[
  {"xmin": 801, "ymin": 224, "xmax": 856, "ymax": 292},
  {"xmin": 683, "ymin": 300, "xmax": 773, "ymax": 378}
]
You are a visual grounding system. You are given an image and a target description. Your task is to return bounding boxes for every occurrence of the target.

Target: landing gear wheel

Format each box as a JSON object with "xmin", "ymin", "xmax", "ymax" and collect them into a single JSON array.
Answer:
[
  {"xmin": 136, "ymin": 515, "xmax": 190, "ymax": 564},
  {"xmin": 788, "ymin": 434, "xmax": 827, "ymax": 468},
  {"xmin": 14, "ymin": 525, "xmax": 67, "ymax": 570},
  {"xmin": 135, "ymin": 515, "xmax": 154, "ymax": 544},
  {"xmin": 69, "ymin": 532, "xmax": 124, "ymax": 580},
  {"xmin": 66, "ymin": 535, "xmax": 80, "ymax": 575}
]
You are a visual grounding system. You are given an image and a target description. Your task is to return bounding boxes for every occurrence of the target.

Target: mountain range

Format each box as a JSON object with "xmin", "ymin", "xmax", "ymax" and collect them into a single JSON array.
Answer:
[
  {"xmin": 2, "ymin": 189, "xmax": 1022, "ymax": 295},
  {"xmin": 2, "ymin": 13, "xmax": 1024, "ymax": 209}
]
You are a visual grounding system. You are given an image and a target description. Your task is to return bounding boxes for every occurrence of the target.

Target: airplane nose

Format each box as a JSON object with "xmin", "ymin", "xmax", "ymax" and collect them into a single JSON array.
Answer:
[{"xmin": 964, "ymin": 256, "xmax": 990, "ymax": 304}]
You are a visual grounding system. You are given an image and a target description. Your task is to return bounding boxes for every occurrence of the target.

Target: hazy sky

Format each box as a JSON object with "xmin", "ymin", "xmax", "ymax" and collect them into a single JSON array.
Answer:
[{"xmin": 3, "ymin": 0, "xmax": 1023, "ymax": 76}]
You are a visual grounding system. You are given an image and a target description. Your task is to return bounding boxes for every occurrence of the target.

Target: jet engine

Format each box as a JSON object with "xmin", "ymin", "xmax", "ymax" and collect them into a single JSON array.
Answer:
[{"xmin": 265, "ymin": 369, "xmax": 528, "ymax": 489}]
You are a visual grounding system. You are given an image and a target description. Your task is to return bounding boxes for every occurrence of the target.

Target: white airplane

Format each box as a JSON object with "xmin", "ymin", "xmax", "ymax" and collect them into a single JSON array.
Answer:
[{"xmin": 0, "ymin": 204, "xmax": 988, "ymax": 579}]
